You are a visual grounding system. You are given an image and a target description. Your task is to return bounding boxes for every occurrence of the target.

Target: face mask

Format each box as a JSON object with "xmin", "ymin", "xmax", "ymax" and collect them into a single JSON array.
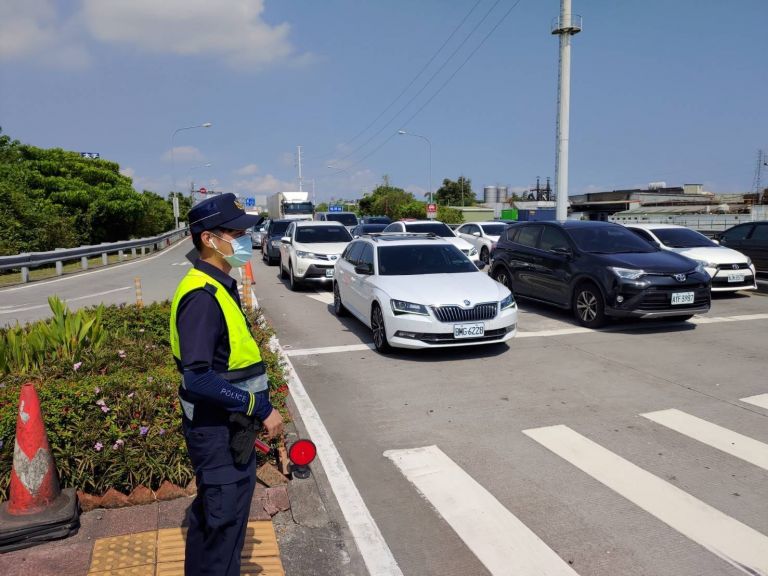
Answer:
[{"xmin": 209, "ymin": 234, "xmax": 253, "ymax": 267}]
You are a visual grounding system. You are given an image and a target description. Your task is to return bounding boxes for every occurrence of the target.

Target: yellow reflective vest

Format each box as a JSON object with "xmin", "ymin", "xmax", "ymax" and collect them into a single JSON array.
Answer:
[{"xmin": 170, "ymin": 268, "xmax": 263, "ymax": 380}]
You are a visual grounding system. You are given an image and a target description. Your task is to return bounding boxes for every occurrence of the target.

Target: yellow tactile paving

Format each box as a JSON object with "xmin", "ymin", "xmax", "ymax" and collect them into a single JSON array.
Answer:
[
  {"xmin": 88, "ymin": 521, "xmax": 284, "ymax": 576},
  {"xmin": 88, "ymin": 531, "xmax": 156, "ymax": 574}
]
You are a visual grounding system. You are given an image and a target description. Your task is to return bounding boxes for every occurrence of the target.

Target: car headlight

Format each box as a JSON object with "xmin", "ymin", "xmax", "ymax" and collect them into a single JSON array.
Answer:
[
  {"xmin": 694, "ymin": 262, "xmax": 707, "ymax": 275},
  {"xmin": 390, "ymin": 299, "xmax": 430, "ymax": 316},
  {"xmin": 608, "ymin": 266, "xmax": 646, "ymax": 280},
  {"xmin": 271, "ymin": 239, "xmax": 281, "ymax": 247},
  {"xmin": 500, "ymin": 293, "xmax": 516, "ymax": 310},
  {"xmin": 469, "ymin": 247, "xmax": 478, "ymax": 257},
  {"xmin": 296, "ymin": 250, "xmax": 319, "ymax": 259},
  {"xmin": 693, "ymin": 259, "xmax": 717, "ymax": 269},
  {"xmin": 746, "ymin": 256, "xmax": 752, "ymax": 266}
]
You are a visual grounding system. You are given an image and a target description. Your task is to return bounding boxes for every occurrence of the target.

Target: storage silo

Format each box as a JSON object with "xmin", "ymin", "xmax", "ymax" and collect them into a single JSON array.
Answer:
[
  {"xmin": 497, "ymin": 186, "xmax": 508, "ymax": 204},
  {"xmin": 483, "ymin": 186, "xmax": 497, "ymax": 205}
]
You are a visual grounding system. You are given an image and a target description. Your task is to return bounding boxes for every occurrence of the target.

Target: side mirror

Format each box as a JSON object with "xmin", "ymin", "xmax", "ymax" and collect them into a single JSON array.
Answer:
[
  {"xmin": 472, "ymin": 231, "xmax": 481, "ymax": 237},
  {"xmin": 354, "ymin": 263, "xmax": 373, "ymax": 275},
  {"xmin": 281, "ymin": 236, "xmax": 291, "ymax": 243},
  {"xmin": 711, "ymin": 238, "xmax": 720, "ymax": 245},
  {"xmin": 476, "ymin": 261, "xmax": 486, "ymax": 270}
]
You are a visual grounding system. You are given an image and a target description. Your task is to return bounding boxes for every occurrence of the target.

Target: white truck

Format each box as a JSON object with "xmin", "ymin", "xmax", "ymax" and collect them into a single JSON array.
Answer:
[{"xmin": 266, "ymin": 191, "xmax": 314, "ymax": 221}]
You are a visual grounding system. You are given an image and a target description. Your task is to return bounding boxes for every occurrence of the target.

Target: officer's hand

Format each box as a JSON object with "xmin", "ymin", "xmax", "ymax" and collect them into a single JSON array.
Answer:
[{"xmin": 262, "ymin": 408, "xmax": 284, "ymax": 439}]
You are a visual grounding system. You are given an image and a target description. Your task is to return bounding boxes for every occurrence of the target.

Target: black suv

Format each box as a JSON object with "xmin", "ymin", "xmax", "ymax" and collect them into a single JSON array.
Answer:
[
  {"xmin": 489, "ymin": 221, "xmax": 711, "ymax": 327},
  {"xmin": 716, "ymin": 221, "xmax": 768, "ymax": 273},
  {"xmin": 261, "ymin": 219, "xmax": 292, "ymax": 265}
]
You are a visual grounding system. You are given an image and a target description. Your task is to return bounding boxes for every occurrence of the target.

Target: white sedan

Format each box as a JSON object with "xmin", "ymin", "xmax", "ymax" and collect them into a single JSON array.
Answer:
[
  {"xmin": 382, "ymin": 220, "xmax": 481, "ymax": 264},
  {"xmin": 455, "ymin": 222, "xmax": 509, "ymax": 264},
  {"xmin": 332, "ymin": 234, "xmax": 517, "ymax": 352},
  {"xmin": 624, "ymin": 223, "xmax": 756, "ymax": 292}
]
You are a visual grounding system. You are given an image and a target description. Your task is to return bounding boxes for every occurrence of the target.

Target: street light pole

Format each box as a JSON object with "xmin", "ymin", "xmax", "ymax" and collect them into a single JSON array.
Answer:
[
  {"xmin": 170, "ymin": 122, "xmax": 212, "ymax": 200},
  {"xmin": 398, "ymin": 130, "xmax": 432, "ymax": 205}
]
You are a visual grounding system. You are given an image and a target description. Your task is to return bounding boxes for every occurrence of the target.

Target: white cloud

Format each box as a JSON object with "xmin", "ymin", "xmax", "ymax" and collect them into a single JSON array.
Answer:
[
  {"xmin": 0, "ymin": 0, "xmax": 90, "ymax": 68},
  {"xmin": 119, "ymin": 166, "xmax": 135, "ymax": 179},
  {"xmin": 82, "ymin": 0, "xmax": 306, "ymax": 69},
  {"xmin": 163, "ymin": 146, "xmax": 205, "ymax": 163},
  {"xmin": 235, "ymin": 163, "xmax": 260, "ymax": 176},
  {"xmin": 235, "ymin": 174, "xmax": 294, "ymax": 196}
]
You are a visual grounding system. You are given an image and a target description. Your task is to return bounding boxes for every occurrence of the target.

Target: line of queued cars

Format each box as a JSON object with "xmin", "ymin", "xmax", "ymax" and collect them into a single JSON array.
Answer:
[{"xmin": 257, "ymin": 212, "xmax": 764, "ymax": 351}]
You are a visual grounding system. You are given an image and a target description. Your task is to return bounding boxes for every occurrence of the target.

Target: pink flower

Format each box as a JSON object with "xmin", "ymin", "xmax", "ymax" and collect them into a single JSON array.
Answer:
[
  {"xmin": 94, "ymin": 386, "xmax": 101, "ymax": 394},
  {"xmin": 112, "ymin": 439, "xmax": 124, "ymax": 450},
  {"xmin": 73, "ymin": 362, "xmax": 83, "ymax": 371},
  {"xmin": 158, "ymin": 428, "xmax": 165, "ymax": 436},
  {"xmin": 94, "ymin": 442, "xmax": 103, "ymax": 452},
  {"xmin": 139, "ymin": 426, "xmax": 149, "ymax": 436},
  {"xmin": 96, "ymin": 399, "xmax": 105, "ymax": 406},
  {"xmin": 100, "ymin": 405, "xmax": 110, "ymax": 413}
]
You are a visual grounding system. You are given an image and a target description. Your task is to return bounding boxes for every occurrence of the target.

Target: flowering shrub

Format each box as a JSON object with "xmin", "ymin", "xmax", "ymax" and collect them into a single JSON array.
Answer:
[{"xmin": 0, "ymin": 301, "xmax": 289, "ymax": 501}]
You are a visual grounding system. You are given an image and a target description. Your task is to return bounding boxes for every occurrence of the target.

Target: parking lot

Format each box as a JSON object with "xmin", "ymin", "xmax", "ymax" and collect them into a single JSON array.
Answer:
[{"xmin": 254, "ymin": 253, "xmax": 768, "ymax": 576}]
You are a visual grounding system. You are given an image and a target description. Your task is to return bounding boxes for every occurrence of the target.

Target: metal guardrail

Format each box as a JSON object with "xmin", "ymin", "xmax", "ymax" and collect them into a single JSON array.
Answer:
[{"xmin": 0, "ymin": 228, "xmax": 189, "ymax": 284}]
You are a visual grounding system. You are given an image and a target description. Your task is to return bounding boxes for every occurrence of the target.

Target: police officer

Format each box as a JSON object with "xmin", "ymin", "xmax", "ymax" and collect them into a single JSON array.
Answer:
[{"xmin": 170, "ymin": 193, "xmax": 283, "ymax": 576}]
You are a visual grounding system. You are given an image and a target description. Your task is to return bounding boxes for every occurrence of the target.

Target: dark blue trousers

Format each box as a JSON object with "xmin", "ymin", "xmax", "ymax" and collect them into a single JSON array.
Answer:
[{"xmin": 184, "ymin": 471, "xmax": 257, "ymax": 576}]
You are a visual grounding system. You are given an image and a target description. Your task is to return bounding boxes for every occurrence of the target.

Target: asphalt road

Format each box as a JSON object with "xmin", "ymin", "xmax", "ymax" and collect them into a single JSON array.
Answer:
[
  {"xmin": 254, "ymin": 255, "xmax": 768, "ymax": 576},
  {"xmin": 0, "ymin": 238, "xmax": 195, "ymax": 326},
  {"xmin": 5, "ymin": 242, "xmax": 767, "ymax": 575}
]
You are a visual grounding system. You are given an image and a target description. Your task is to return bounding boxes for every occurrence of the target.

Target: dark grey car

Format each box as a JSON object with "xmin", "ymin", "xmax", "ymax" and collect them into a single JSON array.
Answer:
[
  {"xmin": 717, "ymin": 221, "xmax": 768, "ymax": 272},
  {"xmin": 261, "ymin": 219, "xmax": 291, "ymax": 265}
]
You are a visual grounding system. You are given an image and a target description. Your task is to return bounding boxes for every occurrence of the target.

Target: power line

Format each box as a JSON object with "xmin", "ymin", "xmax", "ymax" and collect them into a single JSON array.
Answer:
[
  {"xmin": 329, "ymin": 0, "xmax": 505, "ymax": 167},
  {"xmin": 309, "ymin": 0, "xmax": 484, "ymax": 163},
  {"xmin": 341, "ymin": 0, "xmax": 524, "ymax": 173}
]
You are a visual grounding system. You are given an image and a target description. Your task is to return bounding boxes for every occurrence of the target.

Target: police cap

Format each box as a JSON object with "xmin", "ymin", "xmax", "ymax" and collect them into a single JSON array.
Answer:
[{"xmin": 188, "ymin": 193, "xmax": 262, "ymax": 234}]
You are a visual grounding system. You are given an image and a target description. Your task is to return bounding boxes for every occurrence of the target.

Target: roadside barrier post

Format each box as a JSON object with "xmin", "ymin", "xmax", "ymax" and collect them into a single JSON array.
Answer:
[
  {"xmin": 81, "ymin": 256, "xmax": 88, "ymax": 271},
  {"xmin": 118, "ymin": 249, "xmax": 125, "ymax": 262},
  {"xmin": 20, "ymin": 266, "xmax": 29, "ymax": 284},
  {"xmin": 0, "ymin": 383, "xmax": 80, "ymax": 552},
  {"xmin": 134, "ymin": 276, "xmax": 144, "ymax": 308},
  {"xmin": 101, "ymin": 253, "xmax": 108, "ymax": 266}
]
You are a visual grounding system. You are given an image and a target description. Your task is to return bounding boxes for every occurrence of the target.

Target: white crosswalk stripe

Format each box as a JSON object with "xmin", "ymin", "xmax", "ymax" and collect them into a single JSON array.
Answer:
[
  {"xmin": 385, "ymin": 445, "xmax": 580, "ymax": 576},
  {"xmin": 641, "ymin": 408, "xmax": 768, "ymax": 471},
  {"xmin": 741, "ymin": 394, "xmax": 768, "ymax": 411},
  {"xmin": 523, "ymin": 424, "xmax": 768, "ymax": 576},
  {"xmin": 306, "ymin": 292, "xmax": 334, "ymax": 305}
]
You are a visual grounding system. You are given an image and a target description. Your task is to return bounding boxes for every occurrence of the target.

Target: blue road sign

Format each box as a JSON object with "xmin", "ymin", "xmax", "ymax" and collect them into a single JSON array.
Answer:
[
  {"xmin": 245, "ymin": 197, "xmax": 256, "ymax": 207},
  {"xmin": 329, "ymin": 205, "xmax": 343, "ymax": 212},
  {"xmin": 80, "ymin": 152, "xmax": 100, "ymax": 159}
]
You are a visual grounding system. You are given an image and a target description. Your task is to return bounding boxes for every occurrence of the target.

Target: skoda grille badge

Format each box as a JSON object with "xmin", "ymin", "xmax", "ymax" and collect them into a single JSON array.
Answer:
[{"xmin": 463, "ymin": 300, "xmax": 471, "ymax": 306}]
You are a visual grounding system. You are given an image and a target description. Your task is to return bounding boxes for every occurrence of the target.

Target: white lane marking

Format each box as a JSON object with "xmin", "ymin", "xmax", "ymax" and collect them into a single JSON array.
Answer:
[
  {"xmin": 385, "ymin": 445, "xmax": 580, "ymax": 576},
  {"xmin": 0, "ymin": 287, "xmax": 132, "ymax": 314},
  {"xmin": 0, "ymin": 237, "xmax": 190, "ymax": 293},
  {"xmin": 523, "ymin": 425, "xmax": 768, "ymax": 576},
  {"xmin": 281, "ymin": 313, "xmax": 768, "ymax": 356},
  {"xmin": 271, "ymin": 335, "xmax": 403, "ymax": 575},
  {"xmin": 307, "ymin": 292, "xmax": 334, "ymax": 305},
  {"xmin": 741, "ymin": 394, "xmax": 768, "ymax": 411},
  {"xmin": 692, "ymin": 313, "xmax": 768, "ymax": 324},
  {"xmin": 641, "ymin": 409, "xmax": 768, "ymax": 471},
  {"xmin": 285, "ymin": 343, "xmax": 374, "ymax": 357}
]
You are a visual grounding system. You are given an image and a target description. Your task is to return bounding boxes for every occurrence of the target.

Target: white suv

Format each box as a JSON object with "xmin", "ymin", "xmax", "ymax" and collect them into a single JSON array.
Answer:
[
  {"xmin": 279, "ymin": 221, "xmax": 352, "ymax": 290},
  {"xmin": 382, "ymin": 220, "xmax": 480, "ymax": 264},
  {"xmin": 455, "ymin": 222, "xmax": 509, "ymax": 265},
  {"xmin": 333, "ymin": 233, "xmax": 517, "ymax": 352}
]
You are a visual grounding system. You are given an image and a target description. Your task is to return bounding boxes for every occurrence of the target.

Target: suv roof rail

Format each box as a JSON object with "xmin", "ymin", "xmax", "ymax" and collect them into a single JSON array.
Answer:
[{"xmin": 361, "ymin": 232, "xmax": 439, "ymax": 242}]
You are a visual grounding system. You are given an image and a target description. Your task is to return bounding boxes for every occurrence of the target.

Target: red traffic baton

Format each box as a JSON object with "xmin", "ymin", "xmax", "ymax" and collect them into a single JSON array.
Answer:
[{"xmin": 254, "ymin": 437, "xmax": 316, "ymax": 479}]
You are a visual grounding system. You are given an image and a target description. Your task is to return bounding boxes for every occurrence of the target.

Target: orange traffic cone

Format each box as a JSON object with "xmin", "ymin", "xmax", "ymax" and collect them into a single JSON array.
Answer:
[
  {"xmin": 0, "ymin": 383, "xmax": 79, "ymax": 551},
  {"xmin": 245, "ymin": 260, "xmax": 255, "ymax": 284}
]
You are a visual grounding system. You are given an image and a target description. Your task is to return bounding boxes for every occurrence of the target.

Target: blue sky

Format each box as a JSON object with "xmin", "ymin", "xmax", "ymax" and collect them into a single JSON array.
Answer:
[{"xmin": 1, "ymin": 0, "xmax": 766, "ymax": 206}]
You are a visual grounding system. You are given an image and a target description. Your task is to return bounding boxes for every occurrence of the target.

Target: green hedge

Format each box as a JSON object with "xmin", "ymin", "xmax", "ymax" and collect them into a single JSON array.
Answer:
[{"xmin": 0, "ymin": 301, "xmax": 289, "ymax": 501}]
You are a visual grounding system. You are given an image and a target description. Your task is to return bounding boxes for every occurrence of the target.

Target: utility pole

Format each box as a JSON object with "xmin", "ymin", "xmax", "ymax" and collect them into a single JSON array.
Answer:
[
  {"xmin": 552, "ymin": 0, "xmax": 582, "ymax": 220},
  {"xmin": 297, "ymin": 145, "xmax": 304, "ymax": 192}
]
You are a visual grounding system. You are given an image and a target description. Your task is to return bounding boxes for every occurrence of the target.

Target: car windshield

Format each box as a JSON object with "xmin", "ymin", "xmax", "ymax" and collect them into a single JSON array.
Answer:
[
  {"xmin": 326, "ymin": 213, "xmax": 358, "ymax": 226},
  {"xmin": 296, "ymin": 226, "xmax": 352, "ymax": 243},
  {"xmin": 283, "ymin": 202, "xmax": 313, "ymax": 214},
  {"xmin": 359, "ymin": 224, "xmax": 388, "ymax": 234},
  {"xmin": 652, "ymin": 228, "xmax": 716, "ymax": 248},
  {"xmin": 365, "ymin": 217, "xmax": 391, "ymax": 224},
  {"xmin": 377, "ymin": 244, "xmax": 477, "ymax": 275},
  {"xmin": 403, "ymin": 223, "xmax": 455, "ymax": 237},
  {"xmin": 569, "ymin": 226, "xmax": 657, "ymax": 254},
  {"xmin": 271, "ymin": 221, "xmax": 290, "ymax": 235},
  {"xmin": 479, "ymin": 224, "xmax": 507, "ymax": 236}
]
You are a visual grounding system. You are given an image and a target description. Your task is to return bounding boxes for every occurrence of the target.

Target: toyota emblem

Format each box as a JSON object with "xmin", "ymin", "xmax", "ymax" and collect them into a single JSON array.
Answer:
[
  {"xmin": 732, "ymin": 264, "xmax": 739, "ymax": 270},
  {"xmin": 674, "ymin": 273, "xmax": 687, "ymax": 282}
]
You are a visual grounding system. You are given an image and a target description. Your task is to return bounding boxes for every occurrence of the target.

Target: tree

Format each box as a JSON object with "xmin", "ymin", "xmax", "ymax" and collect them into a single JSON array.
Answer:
[
  {"xmin": 315, "ymin": 202, "xmax": 329, "ymax": 212},
  {"xmin": 395, "ymin": 201, "xmax": 427, "ymax": 220},
  {"xmin": 358, "ymin": 179, "xmax": 416, "ymax": 219},
  {"xmin": 435, "ymin": 176, "xmax": 474, "ymax": 207},
  {"xmin": 437, "ymin": 206, "xmax": 464, "ymax": 224}
]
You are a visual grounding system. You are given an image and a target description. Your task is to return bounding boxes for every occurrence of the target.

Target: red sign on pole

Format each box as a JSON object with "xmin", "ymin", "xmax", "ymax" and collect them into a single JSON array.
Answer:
[
  {"xmin": 199, "ymin": 187, "xmax": 207, "ymax": 195},
  {"xmin": 427, "ymin": 203, "xmax": 437, "ymax": 214}
]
